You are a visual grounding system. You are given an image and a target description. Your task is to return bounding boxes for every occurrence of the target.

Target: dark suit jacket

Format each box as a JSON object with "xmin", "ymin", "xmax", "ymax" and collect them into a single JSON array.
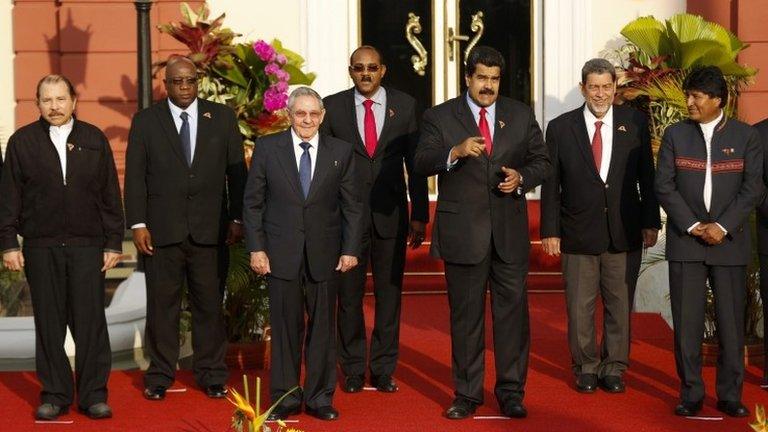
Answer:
[
  {"xmin": 243, "ymin": 129, "xmax": 363, "ymax": 281},
  {"xmin": 414, "ymin": 94, "xmax": 551, "ymax": 265},
  {"xmin": 754, "ymin": 118, "xmax": 768, "ymax": 255},
  {"xmin": 540, "ymin": 105, "xmax": 660, "ymax": 254},
  {"xmin": 124, "ymin": 98, "xmax": 247, "ymax": 247},
  {"xmin": 656, "ymin": 116, "xmax": 763, "ymax": 265},
  {"xmin": 321, "ymin": 87, "xmax": 429, "ymax": 237}
]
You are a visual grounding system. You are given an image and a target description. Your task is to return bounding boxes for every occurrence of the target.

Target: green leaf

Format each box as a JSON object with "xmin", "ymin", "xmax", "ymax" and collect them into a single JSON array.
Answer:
[
  {"xmin": 180, "ymin": 3, "xmax": 197, "ymax": 26},
  {"xmin": 620, "ymin": 16, "xmax": 668, "ymax": 58},
  {"xmin": 282, "ymin": 64, "xmax": 316, "ymax": 85}
]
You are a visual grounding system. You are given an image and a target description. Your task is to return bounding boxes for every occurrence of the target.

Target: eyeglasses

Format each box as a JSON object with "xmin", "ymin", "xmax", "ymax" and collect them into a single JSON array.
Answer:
[
  {"xmin": 350, "ymin": 64, "xmax": 381, "ymax": 73},
  {"xmin": 167, "ymin": 77, "xmax": 199, "ymax": 86},
  {"xmin": 291, "ymin": 110, "xmax": 323, "ymax": 120}
]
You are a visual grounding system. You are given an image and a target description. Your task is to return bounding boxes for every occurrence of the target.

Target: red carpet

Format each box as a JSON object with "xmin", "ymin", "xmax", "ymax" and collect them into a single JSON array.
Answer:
[{"xmin": 1, "ymin": 293, "xmax": 765, "ymax": 431}]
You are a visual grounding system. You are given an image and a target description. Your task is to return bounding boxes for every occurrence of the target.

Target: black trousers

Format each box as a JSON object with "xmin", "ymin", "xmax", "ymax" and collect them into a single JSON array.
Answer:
[
  {"xmin": 337, "ymin": 223, "xmax": 406, "ymax": 378},
  {"xmin": 758, "ymin": 254, "xmax": 768, "ymax": 380},
  {"xmin": 143, "ymin": 236, "xmax": 228, "ymax": 389},
  {"xmin": 668, "ymin": 261, "xmax": 745, "ymax": 403},
  {"xmin": 269, "ymin": 256, "xmax": 337, "ymax": 410},
  {"xmin": 443, "ymin": 241, "xmax": 530, "ymax": 406},
  {"xmin": 24, "ymin": 245, "xmax": 111, "ymax": 409}
]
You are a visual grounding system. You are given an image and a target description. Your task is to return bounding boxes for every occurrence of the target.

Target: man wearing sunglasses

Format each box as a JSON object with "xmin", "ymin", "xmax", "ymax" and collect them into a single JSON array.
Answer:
[
  {"xmin": 321, "ymin": 46, "xmax": 429, "ymax": 394},
  {"xmin": 124, "ymin": 56, "xmax": 247, "ymax": 402}
]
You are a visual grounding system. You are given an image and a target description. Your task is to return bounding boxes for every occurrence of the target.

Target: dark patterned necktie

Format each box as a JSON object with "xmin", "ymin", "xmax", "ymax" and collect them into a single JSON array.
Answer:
[
  {"xmin": 180, "ymin": 111, "xmax": 192, "ymax": 166},
  {"xmin": 299, "ymin": 142, "xmax": 312, "ymax": 198}
]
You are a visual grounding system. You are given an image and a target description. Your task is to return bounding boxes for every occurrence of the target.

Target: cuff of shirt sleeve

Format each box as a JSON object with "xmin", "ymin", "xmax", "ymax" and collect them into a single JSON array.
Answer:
[
  {"xmin": 131, "ymin": 223, "xmax": 147, "ymax": 229},
  {"xmin": 687, "ymin": 222, "xmax": 699, "ymax": 234},
  {"xmin": 715, "ymin": 223, "xmax": 728, "ymax": 235}
]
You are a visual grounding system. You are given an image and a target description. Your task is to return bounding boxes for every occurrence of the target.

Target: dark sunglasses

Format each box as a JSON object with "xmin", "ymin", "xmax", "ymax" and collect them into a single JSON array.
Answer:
[{"xmin": 350, "ymin": 64, "xmax": 381, "ymax": 73}]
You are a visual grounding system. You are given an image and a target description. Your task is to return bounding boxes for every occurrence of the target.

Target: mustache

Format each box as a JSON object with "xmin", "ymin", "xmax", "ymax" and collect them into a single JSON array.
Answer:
[
  {"xmin": 361, "ymin": 76, "xmax": 372, "ymax": 82},
  {"xmin": 48, "ymin": 111, "xmax": 63, "ymax": 116},
  {"xmin": 479, "ymin": 88, "xmax": 495, "ymax": 95}
]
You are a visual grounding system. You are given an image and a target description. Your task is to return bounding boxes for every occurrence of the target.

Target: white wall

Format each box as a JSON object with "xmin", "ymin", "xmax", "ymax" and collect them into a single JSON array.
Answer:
[
  {"xmin": 0, "ymin": 0, "xmax": 14, "ymax": 154},
  {"xmin": 207, "ymin": 0, "xmax": 352, "ymax": 98}
]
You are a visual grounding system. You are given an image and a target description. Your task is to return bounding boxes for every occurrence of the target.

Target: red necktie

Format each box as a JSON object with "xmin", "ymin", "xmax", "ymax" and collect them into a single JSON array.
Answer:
[
  {"xmin": 592, "ymin": 120, "xmax": 603, "ymax": 172},
  {"xmin": 363, "ymin": 99, "xmax": 378, "ymax": 157},
  {"xmin": 479, "ymin": 108, "xmax": 492, "ymax": 155}
]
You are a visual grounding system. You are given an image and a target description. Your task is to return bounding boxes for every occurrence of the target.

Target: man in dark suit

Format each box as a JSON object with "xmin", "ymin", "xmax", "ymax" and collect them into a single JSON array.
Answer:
[
  {"xmin": 540, "ymin": 58, "xmax": 660, "ymax": 394},
  {"xmin": 753, "ymin": 117, "xmax": 768, "ymax": 390},
  {"xmin": 414, "ymin": 46, "xmax": 550, "ymax": 420},
  {"xmin": 320, "ymin": 45, "xmax": 429, "ymax": 393},
  {"xmin": 0, "ymin": 74, "xmax": 123, "ymax": 420},
  {"xmin": 124, "ymin": 56, "xmax": 247, "ymax": 401},
  {"xmin": 244, "ymin": 87, "xmax": 363, "ymax": 421},
  {"xmin": 656, "ymin": 66, "xmax": 763, "ymax": 418}
]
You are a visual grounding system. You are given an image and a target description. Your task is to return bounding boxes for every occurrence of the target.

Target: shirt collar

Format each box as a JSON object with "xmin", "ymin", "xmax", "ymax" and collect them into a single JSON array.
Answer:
[
  {"xmin": 583, "ymin": 104, "xmax": 613, "ymax": 128},
  {"xmin": 465, "ymin": 92, "xmax": 496, "ymax": 119},
  {"xmin": 290, "ymin": 128, "xmax": 320, "ymax": 148},
  {"xmin": 168, "ymin": 98, "xmax": 198, "ymax": 120},
  {"xmin": 699, "ymin": 110, "xmax": 724, "ymax": 135},
  {"xmin": 354, "ymin": 86, "xmax": 385, "ymax": 106}
]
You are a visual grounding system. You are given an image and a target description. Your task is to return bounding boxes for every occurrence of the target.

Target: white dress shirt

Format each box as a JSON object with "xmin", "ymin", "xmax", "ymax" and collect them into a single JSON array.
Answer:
[
  {"xmin": 49, "ymin": 118, "xmax": 74, "ymax": 184},
  {"xmin": 584, "ymin": 105, "xmax": 614, "ymax": 182},
  {"xmin": 291, "ymin": 128, "xmax": 319, "ymax": 179},
  {"xmin": 354, "ymin": 86, "xmax": 386, "ymax": 141},
  {"xmin": 168, "ymin": 98, "xmax": 198, "ymax": 161}
]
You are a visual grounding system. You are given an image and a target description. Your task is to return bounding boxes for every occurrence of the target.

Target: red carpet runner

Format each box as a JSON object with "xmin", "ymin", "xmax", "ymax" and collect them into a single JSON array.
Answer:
[{"xmin": 1, "ymin": 293, "xmax": 765, "ymax": 431}]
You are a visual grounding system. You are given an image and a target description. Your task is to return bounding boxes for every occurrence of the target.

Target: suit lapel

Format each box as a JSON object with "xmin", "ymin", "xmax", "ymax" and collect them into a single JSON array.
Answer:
[
  {"xmin": 605, "ymin": 106, "xmax": 626, "ymax": 183},
  {"xmin": 275, "ymin": 131, "xmax": 304, "ymax": 199},
  {"xmin": 372, "ymin": 88, "xmax": 394, "ymax": 159},
  {"xmin": 491, "ymin": 100, "xmax": 511, "ymax": 161},
  {"xmin": 455, "ymin": 95, "xmax": 488, "ymax": 161},
  {"xmin": 191, "ymin": 99, "xmax": 211, "ymax": 170},
  {"xmin": 346, "ymin": 90, "xmax": 368, "ymax": 157},
  {"xmin": 155, "ymin": 101, "xmax": 188, "ymax": 166},
  {"xmin": 569, "ymin": 106, "xmax": 601, "ymax": 179},
  {"xmin": 307, "ymin": 135, "xmax": 332, "ymax": 202}
]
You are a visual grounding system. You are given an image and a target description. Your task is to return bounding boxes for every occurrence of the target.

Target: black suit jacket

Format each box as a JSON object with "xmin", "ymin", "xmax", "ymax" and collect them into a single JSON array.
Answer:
[
  {"xmin": 414, "ymin": 94, "xmax": 551, "ymax": 265},
  {"xmin": 124, "ymin": 98, "xmax": 247, "ymax": 247},
  {"xmin": 754, "ymin": 118, "xmax": 768, "ymax": 255},
  {"xmin": 320, "ymin": 87, "xmax": 429, "ymax": 237},
  {"xmin": 243, "ymin": 130, "xmax": 363, "ymax": 281},
  {"xmin": 656, "ymin": 116, "xmax": 763, "ymax": 265},
  {"xmin": 540, "ymin": 105, "xmax": 660, "ymax": 253}
]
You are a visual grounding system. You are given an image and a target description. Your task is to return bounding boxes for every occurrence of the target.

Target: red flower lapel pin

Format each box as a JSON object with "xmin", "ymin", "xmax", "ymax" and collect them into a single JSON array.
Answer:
[
  {"xmin": 498, "ymin": 120, "xmax": 506, "ymax": 129},
  {"xmin": 388, "ymin": 108, "xmax": 395, "ymax": 118},
  {"xmin": 618, "ymin": 125, "xmax": 627, "ymax": 132},
  {"xmin": 67, "ymin": 143, "xmax": 75, "ymax": 152}
]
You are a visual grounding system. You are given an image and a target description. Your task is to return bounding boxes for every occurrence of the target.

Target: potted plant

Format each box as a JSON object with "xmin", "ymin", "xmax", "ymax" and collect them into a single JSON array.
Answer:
[
  {"xmin": 614, "ymin": 13, "xmax": 763, "ymax": 365},
  {"xmin": 159, "ymin": 3, "xmax": 315, "ymax": 368}
]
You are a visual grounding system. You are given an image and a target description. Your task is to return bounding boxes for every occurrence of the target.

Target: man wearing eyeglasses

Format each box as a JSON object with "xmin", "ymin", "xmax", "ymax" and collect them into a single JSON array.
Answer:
[
  {"xmin": 124, "ymin": 56, "xmax": 247, "ymax": 401},
  {"xmin": 320, "ymin": 45, "xmax": 429, "ymax": 394}
]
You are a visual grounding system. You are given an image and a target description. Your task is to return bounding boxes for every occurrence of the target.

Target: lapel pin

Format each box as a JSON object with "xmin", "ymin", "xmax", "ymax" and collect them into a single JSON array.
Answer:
[
  {"xmin": 67, "ymin": 143, "xmax": 74, "ymax": 152},
  {"xmin": 203, "ymin": 112, "xmax": 212, "ymax": 119},
  {"xmin": 388, "ymin": 108, "xmax": 395, "ymax": 118},
  {"xmin": 334, "ymin": 160, "xmax": 339, "ymax": 167},
  {"xmin": 618, "ymin": 125, "xmax": 627, "ymax": 132},
  {"xmin": 722, "ymin": 147, "xmax": 735, "ymax": 155},
  {"xmin": 499, "ymin": 120, "xmax": 505, "ymax": 129}
]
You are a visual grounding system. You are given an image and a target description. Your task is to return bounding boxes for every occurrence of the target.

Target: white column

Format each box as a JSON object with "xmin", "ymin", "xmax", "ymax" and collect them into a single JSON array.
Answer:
[
  {"xmin": 304, "ymin": 0, "xmax": 354, "ymax": 97},
  {"xmin": 0, "ymin": 0, "xmax": 15, "ymax": 154},
  {"xmin": 542, "ymin": 0, "xmax": 592, "ymax": 127}
]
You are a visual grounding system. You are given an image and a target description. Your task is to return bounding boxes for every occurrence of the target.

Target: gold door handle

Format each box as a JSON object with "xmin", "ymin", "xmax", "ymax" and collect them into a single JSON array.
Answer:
[
  {"xmin": 447, "ymin": 11, "xmax": 485, "ymax": 64},
  {"xmin": 405, "ymin": 12, "xmax": 428, "ymax": 76}
]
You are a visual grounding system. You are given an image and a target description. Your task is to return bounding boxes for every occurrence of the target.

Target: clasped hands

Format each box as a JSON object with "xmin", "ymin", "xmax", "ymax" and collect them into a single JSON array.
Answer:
[
  {"xmin": 450, "ymin": 136, "xmax": 520, "ymax": 193},
  {"xmin": 690, "ymin": 222, "xmax": 726, "ymax": 245},
  {"xmin": 250, "ymin": 251, "xmax": 358, "ymax": 276}
]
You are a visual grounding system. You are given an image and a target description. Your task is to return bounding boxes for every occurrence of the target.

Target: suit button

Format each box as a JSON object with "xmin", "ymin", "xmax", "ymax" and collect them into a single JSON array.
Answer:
[
  {"xmin": 187, "ymin": 195, "xmax": 192, "ymax": 200},
  {"xmin": 189, "ymin": 174, "xmax": 195, "ymax": 179},
  {"xmin": 605, "ymin": 184, "xmax": 609, "ymax": 189},
  {"xmin": 604, "ymin": 207, "xmax": 608, "ymax": 213}
]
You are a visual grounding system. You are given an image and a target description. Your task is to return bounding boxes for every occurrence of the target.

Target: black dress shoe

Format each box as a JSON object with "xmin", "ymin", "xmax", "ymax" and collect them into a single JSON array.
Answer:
[
  {"xmin": 444, "ymin": 398, "xmax": 478, "ymax": 420},
  {"xmin": 205, "ymin": 384, "xmax": 228, "ymax": 399},
  {"xmin": 343, "ymin": 375, "xmax": 365, "ymax": 393},
  {"xmin": 35, "ymin": 403, "xmax": 68, "ymax": 420},
  {"xmin": 599, "ymin": 375, "xmax": 625, "ymax": 393},
  {"xmin": 80, "ymin": 402, "xmax": 113, "ymax": 419},
  {"xmin": 371, "ymin": 374, "xmax": 398, "ymax": 393},
  {"xmin": 575, "ymin": 373, "xmax": 598, "ymax": 393},
  {"xmin": 305, "ymin": 405, "xmax": 339, "ymax": 420},
  {"xmin": 266, "ymin": 405, "xmax": 301, "ymax": 421},
  {"xmin": 501, "ymin": 399, "xmax": 527, "ymax": 418},
  {"xmin": 716, "ymin": 400, "xmax": 749, "ymax": 417},
  {"xmin": 674, "ymin": 399, "xmax": 703, "ymax": 416},
  {"xmin": 143, "ymin": 386, "xmax": 167, "ymax": 401}
]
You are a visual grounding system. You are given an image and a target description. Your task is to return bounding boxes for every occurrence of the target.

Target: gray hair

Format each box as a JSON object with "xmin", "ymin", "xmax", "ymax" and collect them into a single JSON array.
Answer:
[
  {"xmin": 581, "ymin": 58, "xmax": 616, "ymax": 84},
  {"xmin": 287, "ymin": 86, "xmax": 324, "ymax": 111}
]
